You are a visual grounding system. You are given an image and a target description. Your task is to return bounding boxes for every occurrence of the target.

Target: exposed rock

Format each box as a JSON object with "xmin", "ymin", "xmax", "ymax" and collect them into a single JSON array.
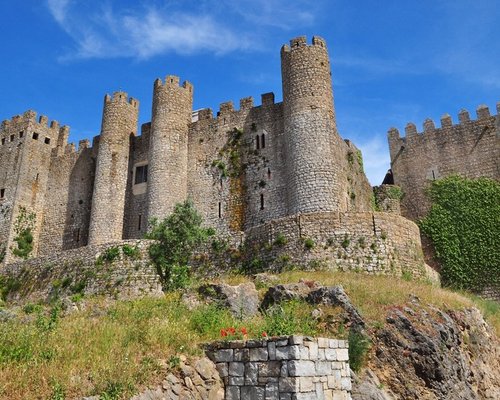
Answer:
[
  {"xmin": 253, "ymin": 272, "xmax": 279, "ymax": 287},
  {"xmin": 351, "ymin": 368, "xmax": 394, "ymax": 400},
  {"xmin": 260, "ymin": 281, "xmax": 314, "ymax": 309},
  {"xmin": 198, "ymin": 282, "xmax": 259, "ymax": 318},
  {"xmin": 307, "ymin": 286, "xmax": 365, "ymax": 328},
  {"xmin": 372, "ymin": 301, "xmax": 500, "ymax": 399}
]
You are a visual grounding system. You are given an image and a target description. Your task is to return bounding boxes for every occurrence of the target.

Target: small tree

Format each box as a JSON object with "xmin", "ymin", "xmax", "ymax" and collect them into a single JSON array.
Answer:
[
  {"xmin": 146, "ymin": 200, "xmax": 214, "ymax": 290},
  {"xmin": 11, "ymin": 206, "xmax": 36, "ymax": 260},
  {"xmin": 420, "ymin": 176, "xmax": 500, "ymax": 292}
]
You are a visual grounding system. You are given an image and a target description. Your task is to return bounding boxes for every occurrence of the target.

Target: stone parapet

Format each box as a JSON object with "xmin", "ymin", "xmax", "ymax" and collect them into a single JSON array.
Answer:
[{"xmin": 205, "ymin": 335, "xmax": 351, "ymax": 400}]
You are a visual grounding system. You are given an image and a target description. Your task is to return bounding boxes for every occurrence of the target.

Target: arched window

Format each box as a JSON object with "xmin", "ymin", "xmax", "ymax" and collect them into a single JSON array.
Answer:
[{"xmin": 261, "ymin": 133, "xmax": 266, "ymax": 148}]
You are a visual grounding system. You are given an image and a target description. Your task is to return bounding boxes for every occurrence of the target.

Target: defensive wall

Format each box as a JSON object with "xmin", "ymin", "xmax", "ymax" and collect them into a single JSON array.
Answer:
[
  {"xmin": 388, "ymin": 103, "xmax": 499, "ymax": 220},
  {"xmin": 244, "ymin": 211, "xmax": 439, "ymax": 283}
]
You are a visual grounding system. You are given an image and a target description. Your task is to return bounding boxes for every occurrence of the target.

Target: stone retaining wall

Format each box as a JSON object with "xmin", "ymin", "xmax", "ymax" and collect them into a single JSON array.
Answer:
[
  {"xmin": 205, "ymin": 335, "xmax": 351, "ymax": 400},
  {"xmin": 0, "ymin": 239, "xmax": 162, "ymax": 304}
]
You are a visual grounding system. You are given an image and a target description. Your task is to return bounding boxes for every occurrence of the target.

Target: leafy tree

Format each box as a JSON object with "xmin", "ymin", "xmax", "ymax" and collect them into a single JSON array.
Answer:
[
  {"xmin": 146, "ymin": 200, "xmax": 214, "ymax": 290},
  {"xmin": 420, "ymin": 176, "xmax": 500, "ymax": 292}
]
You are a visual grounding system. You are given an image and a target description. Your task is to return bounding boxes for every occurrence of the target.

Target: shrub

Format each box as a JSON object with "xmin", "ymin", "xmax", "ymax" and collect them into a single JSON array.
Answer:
[
  {"xmin": 303, "ymin": 238, "xmax": 315, "ymax": 250},
  {"xmin": 11, "ymin": 206, "xmax": 36, "ymax": 259},
  {"xmin": 341, "ymin": 236, "xmax": 350, "ymax": 249},
  {"xmin": 273, "ymin": 233, "xmax": 288, "ymax": 247},
  {"xmin": 420, "ymin": 176, "xmax": 500, "ymax": 292},
  {"xmin": 122, "ymin": 244, "xmax": 141, "ymax": 260},
  {"xmin": 262, "ymin": 301, "xmax": 317, "ymax": 336},
  {"xmin": 147, "ymin": 200, "xmax": 214, "ymax": 291},
  {"xmin": 348, "ymin": 330, "xmax": 371, "ymax": 372}
]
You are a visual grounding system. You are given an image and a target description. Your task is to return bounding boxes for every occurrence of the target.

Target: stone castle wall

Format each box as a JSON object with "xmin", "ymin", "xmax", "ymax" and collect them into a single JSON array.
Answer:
[
  {"xmin": 388, "ymin": 104, "xmax": 499, "ymax": 220},
  {"xmin": 205, "ymin": 335, "xmax": 352, "ymax": 400},
  {"xmin": 245, "ymin": 211, "xmax": 439, "ymax": 282},
  {"xmin": 0, "ymin": 239, "xmax": 161, "ymax": 304}
]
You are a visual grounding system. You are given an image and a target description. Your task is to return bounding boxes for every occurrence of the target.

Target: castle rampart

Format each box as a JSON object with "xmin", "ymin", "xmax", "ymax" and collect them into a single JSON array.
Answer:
[{"xmin": 388, "ymin": 104, "xmax": 499, "ymax": 220}]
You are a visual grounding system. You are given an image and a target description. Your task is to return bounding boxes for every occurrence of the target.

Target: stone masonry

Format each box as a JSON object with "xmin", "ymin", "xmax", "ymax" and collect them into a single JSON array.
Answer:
[
  {"xmin": 0, "ymin": 35, "xmax": 435, "ymax": 282},
  {"xmin": 388, "ymin": 104, "xmax": 499, "ymax": 221},
  {"xmin": 205, "ymin": 335, "xmax": 351, "ymax": 400}
]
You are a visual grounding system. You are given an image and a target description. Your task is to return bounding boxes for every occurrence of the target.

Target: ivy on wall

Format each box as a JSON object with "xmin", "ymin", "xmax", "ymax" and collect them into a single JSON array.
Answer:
[
  {"xmin": 419, "ymin": 176, "xmax": 500, "ymax": 292},
  {"xmin": 11, "ymin": 206, "xmax": 36, "ymax": 260}
]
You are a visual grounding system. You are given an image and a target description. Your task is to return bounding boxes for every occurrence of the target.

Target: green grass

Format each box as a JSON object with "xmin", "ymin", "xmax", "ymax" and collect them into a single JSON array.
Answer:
[{"xmin": 0, "ymin": 270, "xmax": 497, "ymax": 399}]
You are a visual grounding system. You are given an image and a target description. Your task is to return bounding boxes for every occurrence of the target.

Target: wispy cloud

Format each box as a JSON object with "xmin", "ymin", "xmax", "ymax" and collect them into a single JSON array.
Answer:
[
  {"xmin": 356, "ymin": 135, "xmax": 390, "ymax": 185},
  {"xmin": 46, "ymin": 0, "xmax": 324, "ymax": 61}
]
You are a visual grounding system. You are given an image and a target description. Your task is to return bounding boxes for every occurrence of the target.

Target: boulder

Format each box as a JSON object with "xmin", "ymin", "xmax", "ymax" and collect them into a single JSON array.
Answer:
[{"xmin": 198, "ymin": 282, "xmax": 259, "ymax": 318}]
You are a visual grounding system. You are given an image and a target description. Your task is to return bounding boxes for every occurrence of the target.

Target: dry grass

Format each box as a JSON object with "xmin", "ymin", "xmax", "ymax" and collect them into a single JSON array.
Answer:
[{"xmin": 0, "ymin": 271, "xmax": 497, "ymax": 399}]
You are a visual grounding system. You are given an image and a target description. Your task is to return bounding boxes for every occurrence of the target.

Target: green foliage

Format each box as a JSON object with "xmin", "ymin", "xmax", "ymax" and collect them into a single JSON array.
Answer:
[
  {"xmin": 341, "ymin": 236, "xmax": 350, "ymax": 249},
  {"xmin": 0, "ymin": 242, "xmax": 5, "ymax": 263},
  {"xmin": 385, "ymin": 185, "xmax": 403, "ymax": 200},
  {"xmin": 0, "ymin": 275, "xmax": 21, "ymax": 301},
  {"xmin": 23, "ymin": 303, "xmax": 43, "ymax": 314},
  {"xmin": 356, "ymin": 150, "xmax": 364, "ymax": 171},
  {"xmin": 370, "ymin": 193, "xmax": 380, "ymax": 212},
  {"xmin": 96, "ymin": 246, "xmax": 121, "ymax": 266},
  {"xmin": 11, "ymin": 206, "xmax": 36, "ymax": 259},
  {"xmin": 402, "ymin": 270, "xmax": 413, "ymax": 281},
  {"xmin": 419, "ymin": 176, "xmax": 500, "ymax": 292},
  {"xmin": 262, "ymin": 301, "xmax": 317, "ymax": 336},
  {"xmin": 273, "ymin": 233, "xmax": 288, "ymax": 247},
  {"xmin": 189, "ymin": 303, "xmax": 235, "ymax": 336},
  {"xmin": 348, "ymin": 330, "xmax": 371, "ymax": 372},
  {"xmin": 122, "ymin": 244, "xmax": 141, "ymax": 260},
  {"xmin": 147, "ymin": 200, "xmax": 214, "ymax": 291},
  {"xmin": 50, "ymin": 381, "xmax": 65, "ymax": 400},
  {"xmin": 303, "ymin": 238, "xmax": 315, "ymax": 250}
]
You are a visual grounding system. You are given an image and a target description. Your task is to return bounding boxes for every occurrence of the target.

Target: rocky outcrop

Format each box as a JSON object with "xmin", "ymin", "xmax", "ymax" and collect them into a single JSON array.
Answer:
[
  {"xmin": 198, "ymin": 282, "xmax": 259, "ymax": 318},
  {"xmin": 370, "ymin": 300, "xmax": 500, "ymax": 399}
]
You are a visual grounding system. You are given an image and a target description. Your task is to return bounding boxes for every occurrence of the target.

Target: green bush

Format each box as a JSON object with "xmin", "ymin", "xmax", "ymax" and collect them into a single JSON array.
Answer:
[
  {"xmin": 147, "ymin": 200, "xmax": 214, "ymax": 291},
  {"xmin": 262, "ymin": 301, "xmax": 317, "ymax": 336},
  {"xmin": 273, "ymin": 233, "xmax": 288, "ymax": 247},
  {"xmin": 348, "ymin": 330, "xmax": 371, "ymax": 372},
  {"xmin": 11, "ymin": 206, "xmax": 36, "ymax": 259},
  {"xmin": 122, "ymin": 244, "xmax": 141, "ymax": 260},
  {"xmin": 420, "ymin": 176, "xmax": 500, "ymax": 292},
  {"xmin": 303, "ymin": 238, "xmax": 315, "ymax": 250}
]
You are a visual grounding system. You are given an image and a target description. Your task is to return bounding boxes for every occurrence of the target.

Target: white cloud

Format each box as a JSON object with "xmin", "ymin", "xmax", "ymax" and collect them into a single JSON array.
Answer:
[{"xmin": 45, "ymin": 0, "xmax": 324, "ymax": 61}]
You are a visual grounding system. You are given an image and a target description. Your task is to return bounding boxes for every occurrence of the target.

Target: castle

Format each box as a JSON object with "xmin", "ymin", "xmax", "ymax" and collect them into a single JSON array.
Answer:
[
  {"xmin": 0, "ymin": 36, "xmax": 440, "ymax": 280},
  {"xmin": 388, "ymin": 105, "xmax": 499, "ymax": 221}
]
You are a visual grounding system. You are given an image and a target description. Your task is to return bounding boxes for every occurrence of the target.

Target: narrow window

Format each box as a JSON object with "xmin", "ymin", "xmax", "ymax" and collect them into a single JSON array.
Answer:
[
  {"xmin": 138, "ymin": 214, "xmax": 142, "ymax": 231},
  {"xmin": 36, "ymin": 173, "xmax": 39, "ymax": 181},
  {"xmin": 10, "ymin": 135, "xmax": 14, "ymax": 142},
  {"xmin": 135, "ymin": 164, "xmax": 148, "ymax": 184},
  {"xmin": 256, "ymin": 135, "xmax": 260, "ymax": 149},
  {"xmin": 431, "ymin": 170, "xmax": 436, "ymax": 180},
  {"xmin": 32, "ymin": 132, "xmax": 39, "ymax": 140},
  {"xmin": 260, "ymin": 194, "xmax": 264, "ymax": 210},
  {"xmin": 19, "ymin": 131, "xmax": 24, "ymax": 138},
  {"xmin": 44, "ymin": 137, "xmax": 51, "ymax": 144},
  {"xmin": 261, "ymin": 133, "xmax": 266, "ymax": 148},
  {"xmin": 267, "ymin": 168, "xmax": 271, "ymax": 180},
  {"xmin": 1, "ymin": 138, "xmax": 5, "ymax": 145},
  {"xmin": 218, "ymin": 202, "xmax": 222, "ymax": 218},
  {"xmin": 0, "ymin": 188, "xmax": 5, "ymax": 198},
  {"xmin": 75, "ymin": 228, "xmax": 81, "ymax": 243}
]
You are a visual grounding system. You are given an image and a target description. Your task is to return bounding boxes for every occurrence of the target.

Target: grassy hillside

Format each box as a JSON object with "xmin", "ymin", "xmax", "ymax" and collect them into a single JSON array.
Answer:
[{"xmin": 0, "ymin": 271, "xmax": 498, "ymax": 400}]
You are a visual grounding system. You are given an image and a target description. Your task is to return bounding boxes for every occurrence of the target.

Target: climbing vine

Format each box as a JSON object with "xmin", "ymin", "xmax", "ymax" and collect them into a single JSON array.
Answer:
[
  {"xmin": 11, "ymin": 206, "xmax": 36, "ymax": 260},
  {"xmin": 419, "ymin": 176, "xmax": 500, "ymax": 292}
]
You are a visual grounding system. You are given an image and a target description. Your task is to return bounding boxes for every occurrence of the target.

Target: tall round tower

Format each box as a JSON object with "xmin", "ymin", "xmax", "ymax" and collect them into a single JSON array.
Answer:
[
  {"xmin": 281, "ymin": 36, "xmax": 341, "ymax": 214},
  {"xmin": 88, "ymin": 92, "xmax": 139, "ymax": 245},
  {"xmin": 147, "ymin": 76, "xmax": 193, "ymax": 222}
]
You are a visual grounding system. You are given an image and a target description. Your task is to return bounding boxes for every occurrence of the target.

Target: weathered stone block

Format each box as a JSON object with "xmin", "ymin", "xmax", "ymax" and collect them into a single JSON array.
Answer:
[{"xmin": 288, "ymin": 360, "xmax": 316, "ymax": 377}]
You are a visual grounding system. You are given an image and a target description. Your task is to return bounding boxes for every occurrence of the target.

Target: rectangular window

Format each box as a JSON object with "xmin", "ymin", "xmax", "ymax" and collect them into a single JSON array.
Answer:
[
  {"xmin": 1, "ymin": 138, "xmax": 5, "ymax": 145},
  {"xmin": 32, "ymin": 132, "xmax": 39, "ymax": 140},
  {"xmin": 19, "ymin": 131, "xmax": 24, "ymax": 138},
  {"xmin": 44, "ymin": 137, "xmax": 51, "ymax": 144},
  {"xmin": 0, "ymin": 188, "xmax": 5, "ymax": 198},
  {"xmin": 134, "ymin": 164, "xmax": 148, "ymax": 184},
  {"xmin": 10, "ymin": 135, "xmax": 14, "ymax": 142}
]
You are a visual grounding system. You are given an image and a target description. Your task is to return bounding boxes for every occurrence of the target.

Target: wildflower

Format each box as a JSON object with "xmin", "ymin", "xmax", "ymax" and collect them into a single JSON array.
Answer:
[
  {"xmin": 262, "ymin": 331, "xmax": 268, "ymax": 337},
  {"xmin": 220, "ymin": 329, "xmax": 227, "ymax": 337},
  {"xmin": 240, "ymin": 327, "xmax": 248, "ymax": 335}
]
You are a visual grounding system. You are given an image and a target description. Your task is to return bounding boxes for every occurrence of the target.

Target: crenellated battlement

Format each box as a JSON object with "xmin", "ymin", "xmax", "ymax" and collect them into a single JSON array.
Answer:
[
  {"xmin": 154, "ymin": 75, "xmax": 193, "ymax": 93},
  {"xmin": 281, "ymin": 35, "xmax": 327, "ymax": 54},
  {"xmin": 387, "ymin": 102, "xmax": 499, "ymax": 141},
  {"xmin": 104, "ymin": 92, "xmax": 139, "ymax": 108}
]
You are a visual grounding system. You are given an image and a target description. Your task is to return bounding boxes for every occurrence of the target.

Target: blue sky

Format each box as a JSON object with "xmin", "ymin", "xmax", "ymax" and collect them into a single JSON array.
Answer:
[{"xmin": 1, "ymin": 1, "xmax": 498, "ymax": 184}]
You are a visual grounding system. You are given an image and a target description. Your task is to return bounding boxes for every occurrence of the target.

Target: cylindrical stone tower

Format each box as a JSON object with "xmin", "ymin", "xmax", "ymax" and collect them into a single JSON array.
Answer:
[
  {"xmin": 281, "ymin": 36, "xmax": 341, "ymax": 214},
  {"xmin": 88, "ymin": 92, "xmax": 139, "ymax": 245},
  {"xmin": 147, "ymin": 76, "xmax": 193, "ymax": 222}
]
